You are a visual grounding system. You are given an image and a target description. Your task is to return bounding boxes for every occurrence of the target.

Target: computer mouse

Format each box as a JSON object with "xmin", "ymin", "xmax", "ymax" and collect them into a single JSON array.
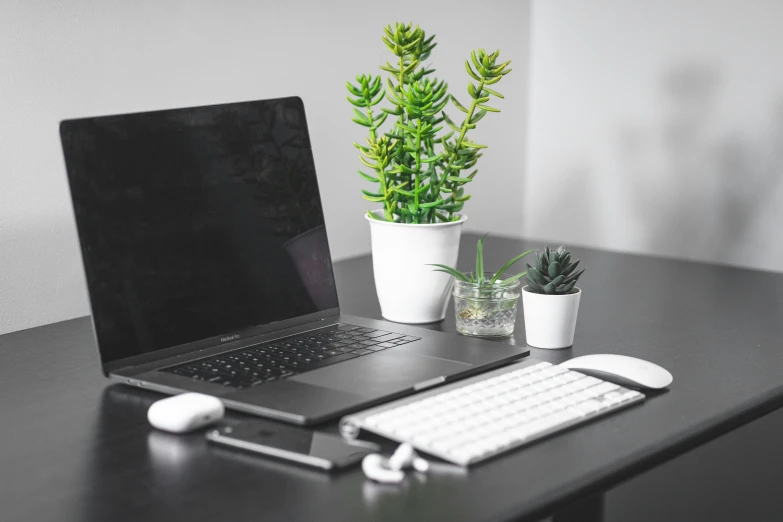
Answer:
[{"xmin": 559, "ymin": 354, "xmax": 673, "ymax": 390}]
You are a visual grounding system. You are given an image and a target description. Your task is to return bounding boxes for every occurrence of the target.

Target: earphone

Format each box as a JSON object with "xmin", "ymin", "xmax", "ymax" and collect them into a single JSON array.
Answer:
[
  {"xmin": 362, "ymin": 454, "xmax": 405, "ymax": 483},
  {"xmin": 363, "ymin": 443, "xmax": 429, "ymax": 483},
  {"xmin": 388, "ymin": 443, "xmax": 429, "ymax": 472}
]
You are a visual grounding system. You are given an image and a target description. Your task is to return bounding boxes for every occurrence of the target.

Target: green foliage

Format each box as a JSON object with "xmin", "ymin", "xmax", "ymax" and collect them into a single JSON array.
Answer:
[
  {"xmin": 347, "ymin": 22, "xmax": 512, "ymax": 223},
  {"xmin": 524, "ymin": 246, "xmax": 585, "ymax": 295},
  {"xmin": 428, "ymin": 235, "xmax": 533, "ymax": 286}
]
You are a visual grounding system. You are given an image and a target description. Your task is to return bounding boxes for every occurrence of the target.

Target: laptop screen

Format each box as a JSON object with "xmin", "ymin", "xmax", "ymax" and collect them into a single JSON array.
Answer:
[{"xmin": 61, "ymin": 97, "xmax": 339, "ymax": 367}]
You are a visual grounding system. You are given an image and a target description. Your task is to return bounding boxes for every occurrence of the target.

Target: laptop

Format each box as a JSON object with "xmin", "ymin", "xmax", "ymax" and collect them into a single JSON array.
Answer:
[{"xmin": 59, "ymin": 96, "xmax": 528, "ymax": 425}]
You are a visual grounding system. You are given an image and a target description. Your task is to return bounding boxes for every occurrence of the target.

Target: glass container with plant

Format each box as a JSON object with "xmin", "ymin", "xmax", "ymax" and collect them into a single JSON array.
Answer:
[{"xmin": 429, "ymin": 235, "xmax": 533, "ymax": 337}]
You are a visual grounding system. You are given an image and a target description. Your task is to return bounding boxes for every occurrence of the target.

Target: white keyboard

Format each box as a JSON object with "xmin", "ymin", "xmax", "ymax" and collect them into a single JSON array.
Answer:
[{"xmin": 340, "ymin": 359, "xmax": 644, "ymax": 466}]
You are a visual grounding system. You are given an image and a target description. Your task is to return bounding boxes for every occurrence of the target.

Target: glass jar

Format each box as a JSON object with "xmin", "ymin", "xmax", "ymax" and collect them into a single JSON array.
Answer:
[{"xmin": 452, "ymin": 273, "xmax": 521, "ymax": 337}]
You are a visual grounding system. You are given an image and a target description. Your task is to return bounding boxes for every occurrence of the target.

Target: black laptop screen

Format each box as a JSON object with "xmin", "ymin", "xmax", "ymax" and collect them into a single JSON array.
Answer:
[{"xmin": 61, "ymin": 97, "xmax": 339, "ymax": 366}]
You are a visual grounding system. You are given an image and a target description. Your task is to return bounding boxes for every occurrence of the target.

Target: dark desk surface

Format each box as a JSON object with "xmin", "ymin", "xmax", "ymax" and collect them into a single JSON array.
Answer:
[{"xmin": 2, "ymin": 234, "xmax": 783, "ymax": 522}]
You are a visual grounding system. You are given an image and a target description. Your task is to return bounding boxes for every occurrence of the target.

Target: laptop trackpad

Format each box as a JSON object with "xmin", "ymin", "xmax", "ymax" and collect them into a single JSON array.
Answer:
[{"xmin": 291, "ymin": 351, "xmax": 471, "ymax": 397}]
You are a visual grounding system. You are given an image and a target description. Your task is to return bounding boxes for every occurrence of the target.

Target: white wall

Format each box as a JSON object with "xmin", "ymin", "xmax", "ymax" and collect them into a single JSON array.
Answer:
[
  {"xmin": 526, "ymin": 0, "xmax": 783, "ymax": 273},
  {"xmin": 0, "ymin": 0, "xmax": 530, "ymax": 335}
]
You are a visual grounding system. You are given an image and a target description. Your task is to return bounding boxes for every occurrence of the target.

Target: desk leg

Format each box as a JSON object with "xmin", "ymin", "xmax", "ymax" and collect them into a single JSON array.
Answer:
[{"xmin": 551, "ymin": 493, "xmax": 604, "ymax": 522}]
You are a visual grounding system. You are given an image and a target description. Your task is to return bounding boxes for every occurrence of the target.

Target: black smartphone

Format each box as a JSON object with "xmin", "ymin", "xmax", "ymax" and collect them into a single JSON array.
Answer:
[{"xmin": 206, "ymin": 420, "xmax": 379, "ymax": 471}]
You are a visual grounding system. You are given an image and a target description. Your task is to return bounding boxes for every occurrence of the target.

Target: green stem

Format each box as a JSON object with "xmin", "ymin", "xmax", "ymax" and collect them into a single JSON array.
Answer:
[
  {"xmin": 425, "ymin": 138, "xmax": 436, "ymax": 223},
  {"xmin": 396, "ymin": 54, "xmax": 409, "ymax": 222},
  {"xmin": 362, "ymin": 100, "xmax": 392, "ymax": 219},
  {"xmin": 438, "ymin": 79, "xmax": 486, "ymax": 220},
  {"xmin": 414, "ymin": 118, "xmax": 422, "ymax": 223}
]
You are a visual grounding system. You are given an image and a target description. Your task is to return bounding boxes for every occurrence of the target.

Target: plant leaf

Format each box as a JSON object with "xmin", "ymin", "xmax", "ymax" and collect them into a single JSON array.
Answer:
[
  {"xmin": 450, "ymin": 95, "xmax": 469, "ymax": 113},
  {"xmin": 427, "ymin": 264, "xmax": 470, "ymax": 282},
  {"xmin": 501, "ymin": 271, "xmax": 528, "ymax": 284},
  {"xmin": 353, "ymin": 109, "xmax": 370, "ymax": 123},
  {"xmin": 442, "ymin": 112, "xmax": 462, "ymax": 133},
  {"xmin": 490, "ymin": 249, "xmax": 534, "ymax": 283},
  {"xmin": 525, "ymin": 278, "xmax": 546, "ymax": 294},
  {"xmin": 544, "ymin": 274, "xmax": 565, "ymax": 293},
  {"xmin": 359, "ymin": 156, "xmax": 378, "ymax": 169},
  {"xmin": 470, "ymin": 110, "xmax": 488, "ymax": 125},
  {"xmin": 476, "ymin": 104, "xmax": 500, "ymax": 113},
  {"xmin": 548, "ymin": 261, "xmax": 562, "ymax": 279},
  {"xmin": 559, "ymin": 280, "xmax": 577, "ymax": 294},
  {"xmin": 346, "ymin": 96, "xmax": 367, "ymax": 108},
  {"xmin": 562, "ymin": 268, "xmax": 585, "ymax": 285},
  {"xmin": 526, "ymin": 265, "xmax": 548, "ymax": 286},
  {"xmin": 464, "ymin": 60, "xmax": 481, "ymax": 81},
  {"xmin": 561, "ymin": 259, "xmax": 580, "ymax": 277},
  {"xmin": 482, "ymin": 86, "xmax": 504, "ymax": 98},
  {"xmin": 420, "ymin": 198, "xmax": 444, "ymax": 209},
  {"xmin": 476, "ymin": 233, "xmax": 488, "ymax": 285},
  {"xmin": 358, "ymin": 170, "xmax": 380, "ymax": 183}
]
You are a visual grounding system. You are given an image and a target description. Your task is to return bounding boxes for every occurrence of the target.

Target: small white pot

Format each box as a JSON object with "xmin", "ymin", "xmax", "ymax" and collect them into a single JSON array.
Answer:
[
  {"xmin": 521, "ymin": 286, "xmax": 581, "ymax": 349},
  {"xmin": 366, "ymin": 210, "xmax": 466, "ymax": 324}
]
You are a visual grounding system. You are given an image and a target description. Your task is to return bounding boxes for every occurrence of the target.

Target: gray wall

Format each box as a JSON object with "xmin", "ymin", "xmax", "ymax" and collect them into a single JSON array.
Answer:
[
  {"xmin": 0, "ymin": 0, "xmax": 530, "ymax": 335},
  {"xmin": 525, "ymin": 0, "xmax": 783, "ymax": 273}
]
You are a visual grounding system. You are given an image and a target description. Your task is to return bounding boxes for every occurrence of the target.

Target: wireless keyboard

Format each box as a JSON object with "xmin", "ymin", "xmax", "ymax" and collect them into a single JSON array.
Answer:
[{"xmin": 340, "ymin": 359, "xmax": 644, "ymax": 466}]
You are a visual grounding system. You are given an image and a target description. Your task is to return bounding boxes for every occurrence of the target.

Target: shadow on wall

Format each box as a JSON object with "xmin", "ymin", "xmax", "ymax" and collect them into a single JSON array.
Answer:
[{"xmin": 616, "ymin": 62, "xmax": 783, "ymax": 263}]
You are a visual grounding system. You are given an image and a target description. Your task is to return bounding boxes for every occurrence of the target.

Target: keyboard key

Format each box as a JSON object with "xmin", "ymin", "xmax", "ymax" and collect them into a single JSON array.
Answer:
[
  {"xmin": 362, "ymin": 330, "xmax": 390, "ymax": 338},
  {"xmin": 351, "ymin": 348, "xmax": 374, "ymax": 355},
  {"xmin": 372, "ymin": 333, "xmax": 404, "ymax": 342}
]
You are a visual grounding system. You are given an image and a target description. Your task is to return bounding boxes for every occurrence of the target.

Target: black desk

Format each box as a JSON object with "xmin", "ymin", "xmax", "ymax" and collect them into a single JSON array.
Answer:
[{"xmin": 2, "ymin": 234, "xmax": 783, "ymax": 522}]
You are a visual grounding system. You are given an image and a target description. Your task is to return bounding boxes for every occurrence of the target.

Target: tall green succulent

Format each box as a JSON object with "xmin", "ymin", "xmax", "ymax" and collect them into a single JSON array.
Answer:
[
  {"xmin": 524, "ymin": 246, "xmax": 585, "ymax": 295},
  {"xmin": 347, "ymin": 22, "xmax": 511, "ymax": 224}
]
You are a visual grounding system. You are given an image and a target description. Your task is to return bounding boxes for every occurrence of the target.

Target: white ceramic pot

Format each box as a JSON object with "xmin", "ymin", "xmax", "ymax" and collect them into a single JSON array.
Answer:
[
  {"xmin": 366, "ymin": 210, "xmax": 466, "ymax": 324},
  {"xmin": 521, "ymin": 286, "xmax": 581, "ymax": 349}
]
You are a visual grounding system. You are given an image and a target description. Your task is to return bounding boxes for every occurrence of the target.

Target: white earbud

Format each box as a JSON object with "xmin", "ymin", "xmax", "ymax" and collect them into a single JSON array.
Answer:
[
  {"xmin": 387, "ymin": 443, "xmax": 430, "ymax": 473},
  {"xmin": 362, "ymin": 454, "xmax": 405, "ymax": 484},
  {"xmin": 412, "ymin": 457, "xmax": 429, "ymax": 473},
  {"xmin": 387, "ymin": 443, "xmax": 417, "ymax": 470}
]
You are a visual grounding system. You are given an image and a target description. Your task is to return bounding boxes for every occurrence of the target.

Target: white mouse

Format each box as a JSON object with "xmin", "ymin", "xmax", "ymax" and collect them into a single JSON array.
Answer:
[
  {"xmin": 147, "ymin": 393, "xmax": 225, "ymax": 433},
  {"xmin": 559, "ymin": 354, "xmax": 673, "ymax": 390}
]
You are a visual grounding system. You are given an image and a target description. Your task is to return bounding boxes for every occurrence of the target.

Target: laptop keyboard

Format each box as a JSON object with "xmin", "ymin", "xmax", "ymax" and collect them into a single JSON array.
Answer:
[{"xmin": 162, "ymin": 324, "xmax": 420, "ymax": 389}]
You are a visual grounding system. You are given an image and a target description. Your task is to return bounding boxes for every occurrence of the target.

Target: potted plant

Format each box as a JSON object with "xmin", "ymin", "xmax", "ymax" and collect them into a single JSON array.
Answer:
[
  {"xmin": 430, "ymin": 235, "xmax": 533, "ymax": 337},
  {"xmin": 347, "ymin": 22, "xmax": 512, "ymax": 323},
  {"xmin": 522, "ymin": 246, "xmax": 586, "ymax": 349}
]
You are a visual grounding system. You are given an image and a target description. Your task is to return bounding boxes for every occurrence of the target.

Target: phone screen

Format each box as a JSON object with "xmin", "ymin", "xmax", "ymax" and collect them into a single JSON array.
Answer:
[{"xmin": 207, "ymin": 419, "xmax": 378, "ymax": 470}]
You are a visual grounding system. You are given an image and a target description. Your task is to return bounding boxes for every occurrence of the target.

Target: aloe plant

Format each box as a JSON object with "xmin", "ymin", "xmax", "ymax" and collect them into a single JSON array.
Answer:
[
  {"xmin": 524, "ymin": 246, "xmax": 585, "ymax": 294},
  {"xmin": 428, "ymin": 235, "xmax": 533, "ymax": 287},
  {"xmin": 347, "ymin": 22, "xmax": 512, "ymax": 223}
]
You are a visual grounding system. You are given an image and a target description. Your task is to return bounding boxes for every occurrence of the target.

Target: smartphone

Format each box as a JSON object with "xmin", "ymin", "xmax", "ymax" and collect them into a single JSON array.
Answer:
[{"xmin": 206, "ymin": 420, "xmax": 379, "ymax": 471}]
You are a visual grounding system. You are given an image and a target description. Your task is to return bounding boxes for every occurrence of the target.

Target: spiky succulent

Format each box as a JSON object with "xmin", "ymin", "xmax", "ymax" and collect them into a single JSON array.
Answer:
[{"xmin": 524, "ymin": 246, "xmax": 585, "ymax": 295}]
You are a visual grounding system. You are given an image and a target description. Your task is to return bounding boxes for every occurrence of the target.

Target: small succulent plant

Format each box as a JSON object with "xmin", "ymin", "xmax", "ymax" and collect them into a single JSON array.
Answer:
[{"xmin": 524, "ymin": 246, "xmax": 585, "ymax": 295}]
